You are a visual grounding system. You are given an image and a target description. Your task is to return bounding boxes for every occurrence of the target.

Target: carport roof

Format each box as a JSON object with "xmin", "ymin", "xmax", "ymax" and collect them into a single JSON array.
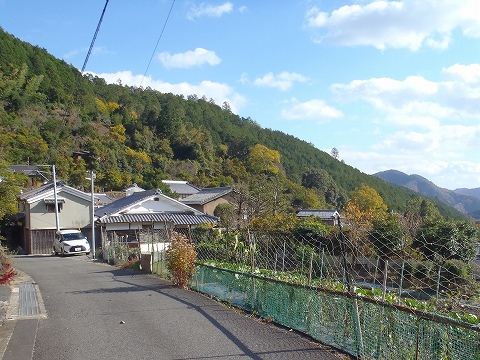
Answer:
[{"xmin": 98, "ymin": 212, "xmax": 218, "ymax": 225}]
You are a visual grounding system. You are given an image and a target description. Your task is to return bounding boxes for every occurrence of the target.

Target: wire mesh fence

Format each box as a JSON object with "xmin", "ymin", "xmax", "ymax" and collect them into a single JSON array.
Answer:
[
  {"xmin": 101, "ymin": 225, "xmax": 480, "ymax": 319},
  {"xmin": 191, "ymin": 265, "xmax": 480, "ymax": 360},
  {"xmin": 189, "ymin": 226, "xmax": 480, "ymax": 324}
]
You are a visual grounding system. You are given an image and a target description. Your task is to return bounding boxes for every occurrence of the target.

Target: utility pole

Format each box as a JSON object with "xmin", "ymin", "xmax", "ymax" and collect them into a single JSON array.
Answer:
[
  {"xmin": 52, "ymin": 165, "xmax": 60, "ymax": 232},
  {"xmin": 88, "ymin": 170, "xmax": 96, "ymax": 259}
]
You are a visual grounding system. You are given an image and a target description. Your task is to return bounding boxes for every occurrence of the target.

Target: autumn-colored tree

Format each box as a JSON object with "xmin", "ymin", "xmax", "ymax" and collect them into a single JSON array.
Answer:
[
  {"xmin": 110, "ymin": 124, "xmax": 127, "ymax": 143},
  {"xmin": 247, "ymin": 144, "xmax": 282, "ymax": 175},
  {"xmin": 250, "ymin": 213, "xmax": 299, "ymax": 233},
  {"xmin": 165, "ymin": 231, "xmax": 197, "ymax": 288},
  {"xmin": 343, "ymin": 184, "xmax": 388, "ymax": 269}
]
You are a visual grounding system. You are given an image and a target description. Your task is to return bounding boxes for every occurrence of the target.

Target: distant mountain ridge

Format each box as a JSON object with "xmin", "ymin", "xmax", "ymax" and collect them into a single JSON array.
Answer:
[{"xmin": 374, "ymin": 170, "xmax": 480, "ymax": 220}]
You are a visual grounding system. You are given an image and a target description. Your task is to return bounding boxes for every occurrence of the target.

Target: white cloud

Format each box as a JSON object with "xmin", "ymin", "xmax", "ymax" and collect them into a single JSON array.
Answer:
[
  {"xmin": 187, "ymin": 2, "xmax": 233, "ymax": 20},
  {"xmin": 158, "ymin": 48, "xmax": 221, "ymax": 68},
  {"xmin": 306, "ymin": 0, "xmax": 480, "ymax": 50},
  {"xmin": 64, "ymin": 46, "xmax": 113, "ymax": 60},
  {"xmin": 332, "ymin": 71, "xmax": 480, "ymax": 128},
  {"xmin": 443, "ymin": 63, "xmax": 480, "ymax": 83},
  {"xmin": 253, "ymin": 72, "xmax": 308, "ymax": 91},
  {"xmin": 341, "ymin": 122, "xmax": 480, "ymax": 188},
  {"xmin": 327, "ymin": 64, "xmax": 480, "ymax": 189},
  {"xmin": 87, "ymin": 70, "xmax": 246, "ymax": 114},
  {"xmin": 281, "ymin": 98, "xmax": 343, "ymax": 121}
]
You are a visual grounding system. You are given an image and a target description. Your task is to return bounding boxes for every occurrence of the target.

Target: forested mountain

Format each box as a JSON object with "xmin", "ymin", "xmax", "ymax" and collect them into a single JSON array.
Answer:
[
  {"xmin": 454, "ymin": 188, "xmax": 480, "ymax": 200},
  {"xmin": 374, "ymin": 170, "xmax": 480, "ymax": 220},
  {"xmin": 0, "ymin": 28, "xmax": 467, "ymax": 220}
]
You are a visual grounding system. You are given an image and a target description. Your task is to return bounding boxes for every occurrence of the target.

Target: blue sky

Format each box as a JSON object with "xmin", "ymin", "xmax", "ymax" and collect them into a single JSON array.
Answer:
[{"xmin": 1, "ymin": 0, "xmax": 480, "ymax": 190}]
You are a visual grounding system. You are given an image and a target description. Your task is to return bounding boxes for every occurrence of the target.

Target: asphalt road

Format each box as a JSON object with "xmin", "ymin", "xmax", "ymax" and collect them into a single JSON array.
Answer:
[{"xmin": 9, "ymin": 255, "xmax": 350, "ymax": 360}]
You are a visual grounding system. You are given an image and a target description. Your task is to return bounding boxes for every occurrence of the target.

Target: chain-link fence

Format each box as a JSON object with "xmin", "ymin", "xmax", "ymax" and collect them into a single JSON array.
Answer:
[
  {"xmin": 100, "ymin": 225, "xmax": 480, "ymax": 318},
  {"xmin": 189, "ymin": 226, "xmax": 480, "ymax": 323},
  {"xmin": 186, "ymin": 226, "xmax": 480, "ymax": 359}
]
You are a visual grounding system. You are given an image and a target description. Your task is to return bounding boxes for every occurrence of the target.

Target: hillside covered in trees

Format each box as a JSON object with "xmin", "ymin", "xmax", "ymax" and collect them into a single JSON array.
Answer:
[{"xmin": 0, "ymin": 28, "xmax": 467, "ymax": 221}]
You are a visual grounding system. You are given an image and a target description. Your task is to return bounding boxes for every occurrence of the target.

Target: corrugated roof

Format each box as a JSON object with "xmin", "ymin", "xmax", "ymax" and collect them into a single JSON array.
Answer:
[
  {"xmin": 98, "ymin": 213, "xmax": 218, "ymax": 225},
  {"xmin": 181, "ymin": 186, "xmax": 233, "ymax": 205}
]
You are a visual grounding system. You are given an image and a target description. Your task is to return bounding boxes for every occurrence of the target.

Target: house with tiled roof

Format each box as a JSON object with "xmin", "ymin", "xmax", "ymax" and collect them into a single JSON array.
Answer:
[
  {"xmin": 8, "ymin": 164, "xmax": 46, "ymax": 188},
  {"xmin": 16, "ymin": 181, "xmax": 94, "ymax": 254},
  {"xmin": 95, "ymin": 189, "xmax": 218, "ymax": 244},
  {"xmin": 162, "ymin": 180, "xmax": 201, "ymax": 200},
  {"xmin": 180, "ymin": 186, "xmax": 234, "ymax": 216},
  {"xmin": 296, "ymin": 209, "xmax": 341, "ymax": 226}
]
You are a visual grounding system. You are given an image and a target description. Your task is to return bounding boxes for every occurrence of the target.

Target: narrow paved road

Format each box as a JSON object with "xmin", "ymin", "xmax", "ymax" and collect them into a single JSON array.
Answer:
[{"xmin": 11, "ymin": 255, "xmax": 349, "ymax": 360}]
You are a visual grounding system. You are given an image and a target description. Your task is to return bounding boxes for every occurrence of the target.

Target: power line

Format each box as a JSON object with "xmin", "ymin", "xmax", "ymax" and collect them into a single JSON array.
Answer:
[
  {"xmin": 140, "ymin": 0, "xmax": 176, "ymax": 88},
  {"xmin": 81, "ymin": 0, "xmax": 110, "ymax": 73}
]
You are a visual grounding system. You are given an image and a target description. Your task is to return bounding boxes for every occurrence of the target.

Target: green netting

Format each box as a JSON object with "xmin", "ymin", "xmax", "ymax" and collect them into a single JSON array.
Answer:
[{"xmin": 191, "ymin": 264, "xmax": 480, "ymax": 359}]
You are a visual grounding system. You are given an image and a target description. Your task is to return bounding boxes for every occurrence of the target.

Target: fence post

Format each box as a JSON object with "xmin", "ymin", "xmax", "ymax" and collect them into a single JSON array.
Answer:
[
  {"xmin": 398, "ymin": 260, "xmax": 405, "ymax": 305},
  {"xmin": 435, "ymin": 265, "xmax": 441, "ymax": 303},
  {"xmin": 247, "ymin": 229, "xmax": 254, "ymax": 272},
  {"xmin": 308, "ymin": 252, "xmax": 313, "ymax": 286},
  {"xmin": 352, "ymin": 299, "xmax": 365, "ymax": 359},
  {"xmin": 274, "ymin": 252, "xmax": 278, "ymax": 274},
  {"xmin": 373, "ymin": 256, "xmax": 379, "ymax": 289},
  {"xmin": 320, "ymin": 246, "xmax": 324, "ymax": 280},
  {"xmin": 301, "ymin": 243, "xmax": 305, "ymax": 274},
  {"xmin": 382, "ymin": 259, "xmax": 388, "ymax": 302}
]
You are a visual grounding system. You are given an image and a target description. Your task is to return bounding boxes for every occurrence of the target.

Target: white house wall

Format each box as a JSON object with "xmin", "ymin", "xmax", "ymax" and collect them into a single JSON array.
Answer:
[
  {"xmin": 28, "ymin": 191, "xmax": 91, "ymax": 230},
  {"xmin": 104, "ymin": 222, "xmax": 173, "ymax": 232},
  {"xmin": 104, "ymin": 223, "xmax": 143, "ymax": 232}
]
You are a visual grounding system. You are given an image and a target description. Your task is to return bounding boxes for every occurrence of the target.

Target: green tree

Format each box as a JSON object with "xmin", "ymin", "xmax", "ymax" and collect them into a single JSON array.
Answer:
[
  {"xmin": 302, "ymin": 168, "xmax": 346, "ymax": 208},
  {"xmin": 0, "ymin": 163, "xmax": 27, "ymax": 219},
  {"xmin": 214, "ymin": 203, "xmax": 236, "ymax": 231},
  {"xmin": 414, "ymin": 220, "xmax": 479, "ymax": 263},
  {"xmin": 369, "ymin": 212, "xmax": 410, "ymax": 276}
]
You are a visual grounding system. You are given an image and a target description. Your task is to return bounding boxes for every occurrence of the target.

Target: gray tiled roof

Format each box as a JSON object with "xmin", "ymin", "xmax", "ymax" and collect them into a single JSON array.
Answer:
[
  {"xmin": 162, "ymin": 180, "xmax": 200, "ymax": 196},
  {"xmin": 8, "ymin": 165, "xmax": 41, "ymax": 176},
  {"xmin": 296, "ymin": 209, "xmax": 339, "ymax": 219},
  {"xmin": 95, "ymin": 189, "xmax": 161, "ymax": 217},
  {"xmin": 95, "ymin": 188, "xmax": 218, "ymax": 226},
  {"xmin": 18, "ymin": 181, "xmax": 63, "ymax": 200},
  {"xmin": 18, "ymin": 181, "xmax": 91, "ymax": 203},
  {"xmin": 181, "ymin": 186, "xmax": 233, "ymax": 205}
]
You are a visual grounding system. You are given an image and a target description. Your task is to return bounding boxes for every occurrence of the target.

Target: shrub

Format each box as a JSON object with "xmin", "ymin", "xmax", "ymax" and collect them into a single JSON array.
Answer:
[
  {"xmin": 0, "ymin": 246, "xmax": 16, "ymax": 285},
  {"xmin": 440, "ymin": 259, "xmax": 471, "ymax": 287},
  {"xmin": 165, "ymin": 231, "xmax": 197, "ymax": 288}
]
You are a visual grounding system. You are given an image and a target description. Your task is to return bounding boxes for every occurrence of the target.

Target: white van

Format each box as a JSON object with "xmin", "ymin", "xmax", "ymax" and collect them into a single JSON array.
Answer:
[{"xmin": 53, "ymin": 229, "xmax": 91, "ymax": 256}]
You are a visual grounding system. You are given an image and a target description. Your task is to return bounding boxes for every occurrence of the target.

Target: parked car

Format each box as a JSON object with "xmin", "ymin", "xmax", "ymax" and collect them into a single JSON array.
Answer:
[{"xmin": 53, "ymin": 229, "xmax": 91, "ymax": 256}]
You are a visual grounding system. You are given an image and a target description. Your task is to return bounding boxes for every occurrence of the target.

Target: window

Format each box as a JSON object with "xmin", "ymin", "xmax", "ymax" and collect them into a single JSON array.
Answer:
[{"xmin": 46, "ymin": 203, "xmax": 63, "ymax": 213}]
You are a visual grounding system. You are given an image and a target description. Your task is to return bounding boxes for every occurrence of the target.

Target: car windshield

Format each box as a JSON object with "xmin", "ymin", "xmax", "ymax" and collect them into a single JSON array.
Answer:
[{"xmin": 63, "ymin": 233, "xmax": 85, "ymax": 241}]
